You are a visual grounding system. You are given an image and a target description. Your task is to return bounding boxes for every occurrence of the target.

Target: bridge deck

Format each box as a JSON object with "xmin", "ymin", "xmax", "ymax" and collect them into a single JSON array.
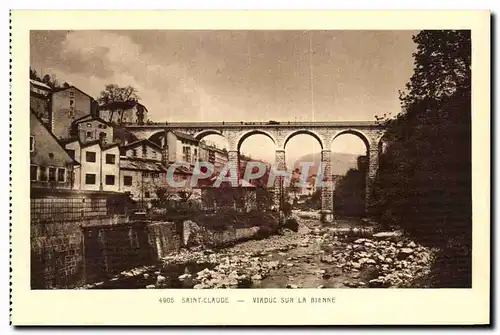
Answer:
[{"xmin": 126, "ymin": 121, "xmax": 382, "ymax": 129}]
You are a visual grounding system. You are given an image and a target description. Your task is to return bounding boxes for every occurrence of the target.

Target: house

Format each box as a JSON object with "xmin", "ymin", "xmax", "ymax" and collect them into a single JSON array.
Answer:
[
  {"xmin": 199, "ymin": 141, "xmax": 228, "ymax": 172},
  {"xmin": 119, "ymin": 139, "xmax": 165, "ymax": 201},
  {"xmin": 63, "ymin": 139, "xmax": 120, "ymax": 192},
  {"xmin": 30, "ymin": 79, "xmax": 52, "ymax": 127},
  {"xmin": 165, "ymin": 131, "xmax": 201, "ymax": 166},
  {"xmin": 70, "ymin": 114, "xmax": 114, "ymax": 144},
  {"xmin": 30, "ymin": 110, "xmax": 78, "ymax": 189},
  {"xmin": 50, "ymin": 86, "xmax": 97, "ymax": 140},
  {"xmin": 98, "ymin": 100, "xmax": 148, "ymax": 125}
]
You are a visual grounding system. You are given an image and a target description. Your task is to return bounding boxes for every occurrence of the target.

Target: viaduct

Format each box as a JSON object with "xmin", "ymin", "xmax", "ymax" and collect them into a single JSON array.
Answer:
[{"xmin": 125, "ymin": 121, "xmax": 386, "ymax": 223}]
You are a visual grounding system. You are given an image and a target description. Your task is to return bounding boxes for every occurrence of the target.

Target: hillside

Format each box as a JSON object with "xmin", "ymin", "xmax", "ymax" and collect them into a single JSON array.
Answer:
[{"xmin": 291, "ymin": 152, "xmax": 363, "ymax": 176}]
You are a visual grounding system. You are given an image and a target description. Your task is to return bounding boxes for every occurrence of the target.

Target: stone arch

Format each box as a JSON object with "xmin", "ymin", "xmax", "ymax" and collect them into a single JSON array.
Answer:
[
  {"xmin": 330, "ymin": 129, "xmax": 371, "ymax": 153},
  {"xmin": 236, "ymin": 129, "xmax": 277, "ymax": 152},
  {"xmin": 283, "ymin": 129, "xmax": 325, "ymax": 150},
  {"xmin": 193, "ymin": 129, "xmax": 225, "ymax": 140},
  {"xmin": 147, "ymin": 130, "xmax": 166, "ymax": 147}
]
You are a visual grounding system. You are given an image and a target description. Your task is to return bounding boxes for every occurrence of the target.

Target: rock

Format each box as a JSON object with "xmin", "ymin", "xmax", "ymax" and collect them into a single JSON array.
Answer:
[
  {"xmin": 384, "ymin": 257, "xmax": 393, "ymax": 263},
  {"xmin": 193, "ymin": 284, "xmax": 206, "ymax": 289},
  {"xmin": 407, "ymin": 241, "xmax": 417, "ymax": 248},
  {"xmin": 354, "ymin": 238, "xmax": 367, "ymax": 244},
  {"xmin": 317, "ymin": 285, "xmax": 325, "ymax": 289},
  {"xmin": 358, "ymin": 281, "xmax": 366, "ymax": 286},
  {"xmin": 156, "ymin": 275, "xmax": 166, "ymax": 284},
  {"xmin": 397, "ymin": 248, "xmax": 414, "ymax": 259},
  {"xmin": 343, "ymin": 281, "xmax": 358, "ymax": 288},
  {"xmin": 286, "ymin": 284, "xmax": 299, "ymax": 289},
  {"xmin": 154, "ymin": 271, "xmax": 161, "ymax": 275},
  {"xmin": 351, "ymin": 272, "xmax": 360, "ymax": 279},
  {"xmin": 251, "ymin": 274, "xmax": 263, "ymax": 281},
  {"xmin": 368, "ymin": 278, "xmax": 389, "ymax": 288},
  {"xmin": 287, "ymin": 263, "xmax": 294, "ymax": 267},
  {"xmin": 178, "ymin": 273, "xmax": 191, "ymax": 280},
  {"xmin": 373, "ymin": 231, "xmax": 402, "ymax": 239},
  {"xmin": 146, "ymin": 284, "xmax": 156, "ymax": 289},
  {"xmin": 352, "ymin": 262, "xmax": 361, "ymax": 269},
  {"xmin": 143, "ymin": 273, "xmax": 150, "ymax": 279}
]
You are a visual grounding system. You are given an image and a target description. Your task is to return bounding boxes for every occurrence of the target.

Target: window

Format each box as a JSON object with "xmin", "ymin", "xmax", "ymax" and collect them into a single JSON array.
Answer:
[
  {"xmin": 67, "ymin": 149, "xmax": 75, "ymax": 160},
  {"xmin": 86, "ymin": 131, "xmax": 92, "ymax": 139},
  {"xmin": 182, "ymin": 146, "xmax": 191, "ymax": 163},
  {"xmin": 86, "ymin": 151, "xmax": 96, "ymax": 162},
  {"xmin": 57, "ymin": 168, "xmax": 66, "ymax": 182},
  {"xmin": 85, "ymin": 174, "xmax": 96, "ymax": 185},
  {"xmin": 48, "ymin": 167, "xmax": 56, "ymax": 182},
  {"xmin": 132, "ymin": 149, "xmax": 137, "ymax": 157},
  {"xmin": 69, "ymin": 91, "xmax": 75, "ymax": 98},
  {"xmin": 105, "ymin": 154, "xmax": 115, "ymax": 164},
  {"xmin": 69, "ymin": 107, "xmax": 74, "ymax": 117},
  {"xmin": 144, "ymin": 191, "xmax": 150, "ymax": 198},
  {"xmin": 30, "ymin": 165, "xmax": 38, "ymax": 181},
  {"xmin": 97, "ymin": 124, "xmax": 102, "ymax": 129},
  {"xmin": 87, "ymin": 123, "xmax": 92, "ymax": 128},
  {"xmin": 124, "ymin": 176, "xmax": 133, "ymax": 186},
  {"xmin": 152, "ymin": 172, "xmax": 159, "ymax": 179},
  {"xmin": 30, "ymin": 136, "xmax": 35, "ymax": 152},
  {"xmin": 39, "ymin": 166, "xmax": 47, "ymax": 181},
  {"xmin": 143, "ymin": 172, "xmax": 150, "ymax": 178},
  {"xmin": 69, "ymin": 99, "xmax": 74, "ymax": 106},
  {"xmin": 99, "ymin": 132, "xmax": 107, "ymax": 143},
  {"xmin": 142, "ymin": 146, "xmax": 147, "ymax": 158},
  {"xmin": 105, "ymin": 175, "xmax": 115, "ymax": 185},
  {"xmin": 152, "ymin": 151, "xmax": 157, "ymax": 159}
]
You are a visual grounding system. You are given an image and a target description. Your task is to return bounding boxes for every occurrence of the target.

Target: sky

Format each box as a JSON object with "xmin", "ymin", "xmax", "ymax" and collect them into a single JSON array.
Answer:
[{"xmin": 31, "ymin": 30, "xmax": 418, "ymax": 165}]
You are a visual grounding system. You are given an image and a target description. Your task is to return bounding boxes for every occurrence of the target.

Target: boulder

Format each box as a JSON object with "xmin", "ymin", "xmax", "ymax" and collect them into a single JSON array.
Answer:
[{"xmin": 397, "ymin": 248, "xmax": 414, "ymax": 260}]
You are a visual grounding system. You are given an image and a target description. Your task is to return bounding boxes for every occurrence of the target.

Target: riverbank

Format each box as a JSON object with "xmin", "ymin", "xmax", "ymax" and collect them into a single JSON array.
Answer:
[{"xmin": 82, "ymin": 214, "xmax": 436, "ymax": 289}]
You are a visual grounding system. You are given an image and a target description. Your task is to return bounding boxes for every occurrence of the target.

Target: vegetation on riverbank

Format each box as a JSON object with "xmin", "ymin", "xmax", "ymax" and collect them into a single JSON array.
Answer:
[{"xmin": 372, "ymin": 30, "xmax": 472, "ymax": 287}]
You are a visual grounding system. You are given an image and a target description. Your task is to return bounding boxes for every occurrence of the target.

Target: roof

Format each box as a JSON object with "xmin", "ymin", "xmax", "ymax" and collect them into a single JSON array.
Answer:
[
  {"xmin": 72, "ymin": 114, "xmax": 112, "ymax": 127},
  {"xmin": 30, "ymin": 110, "xmax": 80, "ymax": 166},
  {"xmin": 62, "ymin": 137, "xmax": 120, "ymax": 151},
  {"xmin": 53, "ymin": 85, "xmax": 94, "ymax": 100},
  {"xmin": 99, "ymin": 100, "xmax": 147, "ymax": 111},
  {"xmin": 113, "ymin": 126, "xmax": 139, "ymax": 143},
  {"xmin": 120, "ymin": 158, "xmax": 166, "ymax": 172},
  {"xmin": 172, "ymin": 131, "xmax": 199, "ymax": 143},
  {"xmin": 30, "ymin": 79, "xmax": 52, "ymax": 90},
  {"xmin": 121, "ymin": 139, "xmax": 162, "ymax": 151}
]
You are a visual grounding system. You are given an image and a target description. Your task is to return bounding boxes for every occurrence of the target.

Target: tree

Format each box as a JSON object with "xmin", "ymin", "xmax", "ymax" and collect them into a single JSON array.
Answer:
[
  {"xmin": 97, "ymin": 84, "xmax": 140, "ymax": 105},
  {"xmin": 373, "ymin": 30, "xmax": 472, "ymax": 287},
  {"xmin": 29, "ymin": 67, "xmax": 70, "ymax": 89},
  {"xmin": 97, "ymin": 84, "xmax": 140, "ymax": 123}
]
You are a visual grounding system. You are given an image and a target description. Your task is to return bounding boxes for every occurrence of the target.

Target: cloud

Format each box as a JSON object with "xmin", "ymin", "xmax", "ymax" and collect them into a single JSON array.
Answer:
[{"xmin": 41, "ymin": 30, "xmax": 228, "ymax": 122}]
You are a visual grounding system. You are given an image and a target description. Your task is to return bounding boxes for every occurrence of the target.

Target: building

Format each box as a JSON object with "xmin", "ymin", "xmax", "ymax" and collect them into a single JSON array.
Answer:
[
  {"xmin": 199, "ymin": 141, "xmax": 228, "ymax": 172},
  {"xmin": 98, "ymin": 101, "xmax": 148, "ymax": 125},
  {"xmin": 51, "ymin": 86, "xmax": 96, "ymax": 140},
  {"xmin": 30, "ymin": 110, "xmax": 78, "ymax": 189},
  {"xmin": 63, "ymin": 139, "xmax": 121, "ymax": 192},
  {"xmin": 119, "ymin": 139, "xmax": 165, "ymax": 201},
  {"xmin": 70, "ymin": 114, "xmax": 114, "ymax": 144},
  {"xmin": 165, "ymin": 131, "xmax": 200, "ymax": 166},
  {"xmin": 30, "ymin": 79, "xmax": 52, "ymax": 127}
]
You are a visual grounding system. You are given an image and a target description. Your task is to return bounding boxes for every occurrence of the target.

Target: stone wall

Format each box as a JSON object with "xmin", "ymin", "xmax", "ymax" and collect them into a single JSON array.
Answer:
[
  {"xmin": 30, "ymin": 189, "xmax": 137, "ymax": 289},
  {"xmin": 147, "ymin": 221, "xmax": 183, "ymax": 260}
]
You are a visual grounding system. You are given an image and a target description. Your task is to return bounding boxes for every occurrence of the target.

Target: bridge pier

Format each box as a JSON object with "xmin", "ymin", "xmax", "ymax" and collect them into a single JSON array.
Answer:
[
  {"xmin": 274, "ymin": 149, "xmax": 286, "ymax": 211},
  {"xmin": 227, "ymin": 150, "xmax": 240, "ymax": 186},
  {"xmin": 320, "ymin": 149, "xmax": 334, "ymax": 223},
  {"xmin": 365, "ymin": 146, "xmax": 379, "ymax": 216}
]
